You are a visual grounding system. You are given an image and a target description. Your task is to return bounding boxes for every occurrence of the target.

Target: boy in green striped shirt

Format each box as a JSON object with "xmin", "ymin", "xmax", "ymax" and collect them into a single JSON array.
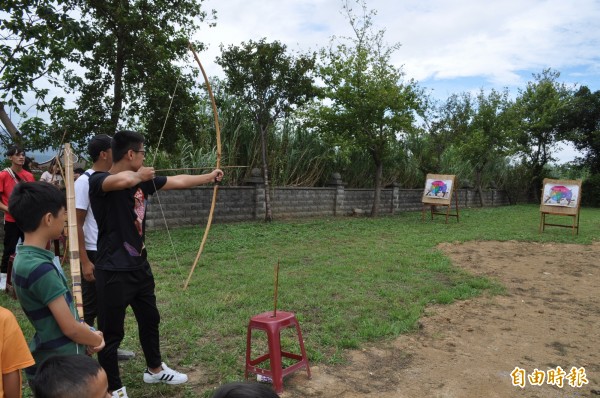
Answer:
[{"xmin": 9, "ymin": 181, "xmax": 105, "ymax": 382}]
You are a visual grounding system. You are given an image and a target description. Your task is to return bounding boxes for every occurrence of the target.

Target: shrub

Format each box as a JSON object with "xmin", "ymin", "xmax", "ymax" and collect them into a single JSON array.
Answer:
[{"xmin": 582, "ymin": 173, "xmax": 600, "ymax": 207}]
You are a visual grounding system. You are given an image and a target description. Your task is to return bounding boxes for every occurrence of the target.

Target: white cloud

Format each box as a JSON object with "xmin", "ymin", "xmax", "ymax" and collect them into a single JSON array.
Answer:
[
  {"xmin": 196, "ymin": 0, "xmax": 600, "ymax": 93},
  {"xmin": 190, "ymin": 0, "xmax": 599, "ymax": 163}
]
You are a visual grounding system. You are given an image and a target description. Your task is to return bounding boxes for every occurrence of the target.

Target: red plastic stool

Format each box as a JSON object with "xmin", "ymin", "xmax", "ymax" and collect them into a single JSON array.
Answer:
[{"xmin": 244, "ymin": 311, "xmax": 311, "ymax": 393}]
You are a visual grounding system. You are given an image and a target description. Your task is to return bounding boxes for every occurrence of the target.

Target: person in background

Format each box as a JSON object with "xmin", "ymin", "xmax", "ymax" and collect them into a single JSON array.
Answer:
[
  {"xmin": 0, "ymin": 145, "xmax": 35, "ymax": 289},
  {"xmin": 0, "ymin": 306, "xmax": 35, "ymax": 398},
  {"xmin": 32, "ymin": 354, "xmax": 110, "ymax": 398},
  {"xmin": 75, "ymin": 134, "xmax": 134, "ymax": 361},
  {"xmin": 9, "ymin": 181, "xmax": 105, "ymax": 383},
  {"xmin": 23, "ymin": 157, "xmax": 33, "ymax": 173},
  {"xmin": 39, "ymin": 159, "xmax": 63, "ymax": 189},
  {"xmin": 73, "ymin": 168, "xmax": 85, "ymax": 181}
]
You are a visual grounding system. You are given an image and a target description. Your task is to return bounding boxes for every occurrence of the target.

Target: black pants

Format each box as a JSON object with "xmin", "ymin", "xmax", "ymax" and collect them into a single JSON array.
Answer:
[
  {"xmin": 96, "ymin": 266, "xmax": 162, "ymax": 391},
  {"xmin": 81, "ymin": 250, "xmax": 98, "ymax": 327},
  {"xmin": 2, "ymin": 222, "xmax": 23, "ymax": 273}
]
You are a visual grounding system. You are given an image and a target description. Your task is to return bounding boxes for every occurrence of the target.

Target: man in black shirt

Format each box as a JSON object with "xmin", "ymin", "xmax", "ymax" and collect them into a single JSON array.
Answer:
[{"xmin": 90, "ymin": 130, "xmax": 223, "ymax": 397}]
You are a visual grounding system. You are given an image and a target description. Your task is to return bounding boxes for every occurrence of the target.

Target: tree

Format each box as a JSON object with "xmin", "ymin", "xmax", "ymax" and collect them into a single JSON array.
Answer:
[
  {"xmin": 512, "ymin": 69, "xmax": 572, "ymax": 201},
  {"xmin": 1, "ymin": 0, "xmax": 82, "ymax": 145},
  {"xmin": 564, "ymin": 86, "xmax": 600, "ymax": 172},
  {"xmin": 62, "ymin": 0, "xmax": 215, "ymax": 151},
  {"xmin": 217, "ymin": 38, "xmax": 318, "ymax": 221},
  {"xmin": 2, "ymin": 0, "xmax": 216, "ymax": 153},
  {"xmin": 457, "ymin": 89, "xmax": 513, "ymax": 205},
  {"xmin": 316, "ymin": 0, "xmax": 422, "ymax": 216},
  {"xmin": 412, "ymin": 93, "xmax": 472, "ymax": 177}
]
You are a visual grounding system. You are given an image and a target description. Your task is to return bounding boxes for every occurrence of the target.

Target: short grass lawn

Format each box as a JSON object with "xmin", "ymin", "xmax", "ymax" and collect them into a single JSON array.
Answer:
[{"xmin": 2, "ymin": 204, "xmax": 598, "ymax": 397}]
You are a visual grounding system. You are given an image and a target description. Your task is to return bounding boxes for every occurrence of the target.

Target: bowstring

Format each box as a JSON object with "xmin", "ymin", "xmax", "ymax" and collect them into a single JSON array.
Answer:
[
  {"xmin": 151, "ymin": 76, "xmax": 180, "ymax": 165},
  {"xmin": 150, "ymin": 73, "xmax": 183, "ymax": 275}
]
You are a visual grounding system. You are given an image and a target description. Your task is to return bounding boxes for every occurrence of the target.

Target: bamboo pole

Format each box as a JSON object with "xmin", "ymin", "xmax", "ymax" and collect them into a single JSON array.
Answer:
[
  {"xmin": 63, "ymin": 143, "xmax": 85, "ymax": 320},
  {"xmin": 273, "ymin": 259, "xmax": 279, "ymax": 317}
]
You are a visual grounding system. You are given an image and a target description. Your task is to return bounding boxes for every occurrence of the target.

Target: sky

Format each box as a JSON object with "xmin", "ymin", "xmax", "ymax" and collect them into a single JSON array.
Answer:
[
  {"xmin": 19, "ymin": 0, "xmax": 600, "ymax": 163},
  {"xmin": 193, "ymin": 0, "xmax": 600, "ymax": 162}
]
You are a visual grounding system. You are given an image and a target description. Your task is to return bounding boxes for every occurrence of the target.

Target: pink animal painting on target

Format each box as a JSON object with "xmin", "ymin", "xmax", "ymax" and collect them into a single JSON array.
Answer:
[
  {"xmin": 424, "ymin": 178, "xmax": 453, "ymax": 199},
  {"xmin": 542, "ymin": 184, "xmax": 579, "ymax": 207}
]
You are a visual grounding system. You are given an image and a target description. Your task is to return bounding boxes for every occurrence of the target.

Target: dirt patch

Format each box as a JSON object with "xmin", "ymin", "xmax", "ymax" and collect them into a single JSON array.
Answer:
[{"xmin": 282, "ymin": 241, "xmax": 600, "ymax": 397}]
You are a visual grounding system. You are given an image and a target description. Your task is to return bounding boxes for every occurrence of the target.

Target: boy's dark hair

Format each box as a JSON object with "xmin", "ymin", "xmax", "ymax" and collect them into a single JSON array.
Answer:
[
  {"xmin": 9, "ymin": 182, "xmax": 66, "ymax": 232},
  {"xmin": 212, "ymin": 382, "xmax": 280, "ymax": 398},
  {"xmin": 5, "ymin": 145, "xmax": 24, "ymax": 157},
  {"xmin": 112, "ymin": 130, "xmax": 145, "ymax": 162},
  {"xmin": 74, "ymin": 167, "xmax": 85, "ymax": 174},
  {"xmin": 88, "ymin": 134, "xmax": 112, "ymax": 162},
  {"xmin": 32, "ymin": 354, "xmax": 104, "ymax": 398}
]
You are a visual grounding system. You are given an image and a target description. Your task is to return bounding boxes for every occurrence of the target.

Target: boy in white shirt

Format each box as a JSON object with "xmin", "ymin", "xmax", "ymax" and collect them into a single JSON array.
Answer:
[{"xmin": 74, "ymin": 134, "xmax": 134, "ymax": 361}]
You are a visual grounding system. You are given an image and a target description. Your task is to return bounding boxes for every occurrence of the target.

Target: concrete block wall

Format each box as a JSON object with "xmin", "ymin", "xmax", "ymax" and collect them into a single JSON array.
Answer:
[
  {"xmin": 142, "ymin": 181, "xmax": 510, "ymax": 229},
  {"xmin": 455, "ymin": 189, "xmax": 511, "ymax": 208},
  {"xmin": 272, "ymin": 187, "xmax": 336, "ymax": 218},
  {"xmin": 342, "ymin": 189, "xmax": 375, "ymax": 215},
  {"xmin": 145, "ymin": 186, "xmax": 257, "ymax": 229},
  {"xmin": 0, "ymin": 172, "xmax": 512, "ymax": 238},
  {"xmin": 397, "ymin": 190, "xmax": 425, "ymax": 212}
]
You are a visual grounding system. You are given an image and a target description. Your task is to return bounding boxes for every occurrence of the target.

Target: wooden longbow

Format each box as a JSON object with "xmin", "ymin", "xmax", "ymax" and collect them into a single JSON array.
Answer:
[{"xmin": 183, "ymin": 41, "xmax": 222, "ymax": 290}]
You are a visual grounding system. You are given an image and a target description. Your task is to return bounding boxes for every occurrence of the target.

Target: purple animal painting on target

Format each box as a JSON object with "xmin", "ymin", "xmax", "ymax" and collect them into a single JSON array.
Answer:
[
  {"xmin": 424, "ymin": 178, "xmax": 453, "ymax": 199},
  {"xmin": 542, "ymin": 183, "xmax": 579, "ymax": 207}
]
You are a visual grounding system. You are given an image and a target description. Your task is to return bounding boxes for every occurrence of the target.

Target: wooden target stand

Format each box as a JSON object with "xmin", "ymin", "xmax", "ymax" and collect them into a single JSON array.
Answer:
[
  {"xmin": 421, "ymin": 174, "xmax": 459, "ymax": 223},
  {"xmin": 539, "ymin": 178, "xmax": 582, "ymax": 235}
]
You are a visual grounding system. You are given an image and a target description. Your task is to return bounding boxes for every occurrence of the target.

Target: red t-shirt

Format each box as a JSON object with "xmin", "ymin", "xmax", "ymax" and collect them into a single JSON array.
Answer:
[{"xmin": 0, "ymin": 168, "xmax": 35, "ymax": 222}]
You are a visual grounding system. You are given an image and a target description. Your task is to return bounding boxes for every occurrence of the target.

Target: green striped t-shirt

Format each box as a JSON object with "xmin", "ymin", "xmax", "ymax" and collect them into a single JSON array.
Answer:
[{"xmin": 13, "ymin": 244, "xmax": 85, "ymax": 381}]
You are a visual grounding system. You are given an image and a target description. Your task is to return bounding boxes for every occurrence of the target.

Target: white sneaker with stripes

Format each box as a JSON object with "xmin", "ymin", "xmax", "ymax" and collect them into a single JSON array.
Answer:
[{"xmin": 143, "ymin": 362, "xmax": 188, "ymax": 385}]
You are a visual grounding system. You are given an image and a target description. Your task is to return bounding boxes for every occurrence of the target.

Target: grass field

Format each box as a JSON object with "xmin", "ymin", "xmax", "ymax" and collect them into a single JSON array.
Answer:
[{"xmin": 2, "ymin": 204, "xmax": 598, "ymax": 397}]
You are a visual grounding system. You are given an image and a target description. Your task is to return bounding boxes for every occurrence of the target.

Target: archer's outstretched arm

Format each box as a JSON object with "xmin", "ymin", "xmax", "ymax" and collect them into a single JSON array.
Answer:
[{"xmin": 161, "ymin": 169, "xmax": 223, "ymax": 190}]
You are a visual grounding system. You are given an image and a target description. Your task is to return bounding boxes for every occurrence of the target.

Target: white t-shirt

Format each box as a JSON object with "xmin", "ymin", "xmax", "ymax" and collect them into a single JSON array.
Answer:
[
  {"xmin": 40, "ymin": 171, "xmax": 64, "ymax": 188},
  {"xmin": 74, "ymin": 168, "xmax": 98, "ymax": 251}
]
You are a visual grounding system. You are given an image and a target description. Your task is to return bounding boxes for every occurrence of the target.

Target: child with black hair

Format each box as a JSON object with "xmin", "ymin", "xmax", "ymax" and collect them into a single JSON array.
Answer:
[
  {"xmin": 73, "ymin": 168, "xmax": 85, "ymax": 181},
  {"xmin": 32, "ymin": 354, "xmax": 110, "ymax": 398},
  {"xmin": 74, "ymin": 134, "xmax": 135, "ymax": 361},
  {"xmin": 75, "ymin": 134, "xmax": 113, "ymax": 327},
  {"xmin": 9, "ymin": 181, "xmax": 105, "ymax": 383},
  {"xmin": 211, "ymin": 382, "xmax": 280, "ymax": 398}
]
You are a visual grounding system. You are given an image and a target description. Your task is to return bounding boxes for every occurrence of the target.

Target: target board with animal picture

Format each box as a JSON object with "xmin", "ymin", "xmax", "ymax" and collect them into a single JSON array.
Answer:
[
  {"xmin": 422, "ymin": 174, "xmax": 459, "ymax": 223},
  {"xmin": 539, "ymin": 179, "xmax": 582, "ymax": 234}
]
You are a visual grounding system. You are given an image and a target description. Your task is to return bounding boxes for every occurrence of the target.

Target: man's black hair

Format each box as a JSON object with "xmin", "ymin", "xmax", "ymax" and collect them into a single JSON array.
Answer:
[
  {"xmin": 211, "ymin": 382, "xmax": 280, "ymax": 398},
  {"xmin": 112, "ymin": 130, "xmax": 145, "ymax": 162},
  {"xmin": 88, "ymin": 134, "xmax": 113, "ymax": 162},
  {"xmin": 5, "ymin": 145, "xmax": 24, "ymax": 157},
  {"xmin": 32, "ymin": 354, "xmax": 104, "ymax": 398},
  {"xmin": 9, "ymin": 182, "xmax": 66, "ymax": 232}
]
